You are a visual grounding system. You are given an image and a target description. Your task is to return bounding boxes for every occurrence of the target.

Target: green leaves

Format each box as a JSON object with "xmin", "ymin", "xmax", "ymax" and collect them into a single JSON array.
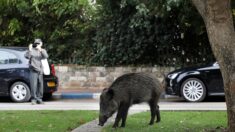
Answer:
[
  {"xmin": 1, "ymin": 0, "xmax": 227, "ymax": 66},
  {"xmin": 93, "ymin": 0, "xmax": 216, "ymax": 67},
  {"xmin": 0, "ymin": 0, "xmax": 97, "ymax": 64},
  {"xmin": 8, "ymin": 19, "xmax": 21, "ymax": 36}
]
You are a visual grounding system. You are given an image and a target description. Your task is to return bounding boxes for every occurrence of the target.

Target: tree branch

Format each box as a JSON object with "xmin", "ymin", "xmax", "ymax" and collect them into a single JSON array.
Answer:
[{"xmin": 191, "ymin": 0, "xmax": 206, "ymax": 19}]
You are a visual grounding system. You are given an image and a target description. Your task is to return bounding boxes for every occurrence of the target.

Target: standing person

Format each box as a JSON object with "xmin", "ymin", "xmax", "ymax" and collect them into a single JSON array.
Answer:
[{"xmin": 25, "ymin": 38, "xmax": 48, "ymax": 105}]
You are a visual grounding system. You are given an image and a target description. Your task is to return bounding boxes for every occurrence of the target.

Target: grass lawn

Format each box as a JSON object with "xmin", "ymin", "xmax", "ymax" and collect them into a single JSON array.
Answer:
[
  {"xmin": 102, "ymin": 111, "xmax": 227, "ymax": 132},
  {"xmin": 0, "ymin": 110, "xmax": 98, "ymax": 132}
]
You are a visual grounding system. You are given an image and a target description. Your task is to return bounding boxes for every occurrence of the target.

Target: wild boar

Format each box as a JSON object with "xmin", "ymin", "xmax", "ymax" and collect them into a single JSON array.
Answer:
[{"xmin": 98, "ymin": 72, "xmax": 163, "ymax": 128}]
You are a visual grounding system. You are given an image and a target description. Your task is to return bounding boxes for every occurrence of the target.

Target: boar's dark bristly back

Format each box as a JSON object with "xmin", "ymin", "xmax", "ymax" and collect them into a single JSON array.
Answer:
[{"xmin": 109, "ymin": 73, "xmax": 162, "ymax": 102}]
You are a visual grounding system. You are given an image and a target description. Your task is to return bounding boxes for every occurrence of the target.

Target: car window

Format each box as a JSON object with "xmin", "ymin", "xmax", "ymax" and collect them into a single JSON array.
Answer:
[{"xmin": 0, "ymin": 51, "xmax": 19, "ymax": 64}]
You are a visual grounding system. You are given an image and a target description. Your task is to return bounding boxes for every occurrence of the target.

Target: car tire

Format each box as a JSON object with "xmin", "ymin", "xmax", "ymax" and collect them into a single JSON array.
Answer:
[
  {"xmin": 10, "ymin": 82, "xmax": 31, "ymax": 102},
  {"xmin": 181, "ymin": 78, "xmax": 207, "ymax": 102}
]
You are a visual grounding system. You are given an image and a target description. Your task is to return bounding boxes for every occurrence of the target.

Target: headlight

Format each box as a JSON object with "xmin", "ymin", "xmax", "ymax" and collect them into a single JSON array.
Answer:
[{"xmin": 168, "ymin": 73, "xmax": 178, "ymax": 79}]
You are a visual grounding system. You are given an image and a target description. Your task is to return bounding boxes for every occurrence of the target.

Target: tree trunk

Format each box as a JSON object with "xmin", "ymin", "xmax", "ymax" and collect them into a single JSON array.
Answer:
[{"xmin": 192, "ymin": 0, "xmax": 235, "ymax": 131}]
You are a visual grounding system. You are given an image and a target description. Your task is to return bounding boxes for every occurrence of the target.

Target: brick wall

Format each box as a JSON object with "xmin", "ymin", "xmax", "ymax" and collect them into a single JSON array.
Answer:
[{"xmin": 55, "ymin": 65, "xmax": 174, "ymax": 90}]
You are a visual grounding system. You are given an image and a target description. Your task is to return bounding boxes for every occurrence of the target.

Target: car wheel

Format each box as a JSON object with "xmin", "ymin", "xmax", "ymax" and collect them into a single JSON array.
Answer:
[
  {"xmin": 10, "ymin": 82, "xmax": 31, "ymax": 102},
  {"xmin": 181, "ymin": 78, "xmax": 207, "ymax": 102}
]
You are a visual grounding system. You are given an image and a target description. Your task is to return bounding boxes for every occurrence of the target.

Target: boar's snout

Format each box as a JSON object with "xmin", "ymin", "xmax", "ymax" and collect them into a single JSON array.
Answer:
[
  {"xmin": 98, "ymin": 115, "xmax": 108, "ymax": 126},
  {"xmin": 98, "ymin": 123, "xmax": 104, "ymax": 126}
]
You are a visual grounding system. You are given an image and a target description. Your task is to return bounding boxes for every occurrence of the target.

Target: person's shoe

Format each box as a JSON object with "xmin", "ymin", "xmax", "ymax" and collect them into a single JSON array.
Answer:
[
  {"xmin": 37, "ymin": 99, "xmax": 44, "ymax": 104},
  {"xmin": 31, "ymin": 100, "xmax": 37, "ymax": 105}
]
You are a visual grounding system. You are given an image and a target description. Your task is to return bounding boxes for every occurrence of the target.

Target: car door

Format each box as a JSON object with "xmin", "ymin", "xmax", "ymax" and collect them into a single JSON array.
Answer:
[
  {"xmin": 0, "ymin": 50, "xmax": 19, "ymax": 95},
  {"xmin": 204, "ymin": 64, "xmax": 224, "ymax": 94},
  {"xmin": 0, "ymin": 51, "xmax": 10, "ymax": 94}
]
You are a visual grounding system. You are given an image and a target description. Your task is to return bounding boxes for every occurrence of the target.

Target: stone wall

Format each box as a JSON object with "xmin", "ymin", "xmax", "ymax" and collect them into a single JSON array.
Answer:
[{"xmin": 55, "ymin": 65, "xmax": 174, "ymax": 91}]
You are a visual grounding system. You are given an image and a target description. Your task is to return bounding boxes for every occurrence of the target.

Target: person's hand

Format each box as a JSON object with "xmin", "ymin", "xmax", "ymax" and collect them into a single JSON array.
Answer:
[
  {"xmin": 36, "ymin": 44, "xmax": 42, "ymax": 51},
  {"xmin": 29, "ymin": 44, "xmax": 32, "ymax": 51}
]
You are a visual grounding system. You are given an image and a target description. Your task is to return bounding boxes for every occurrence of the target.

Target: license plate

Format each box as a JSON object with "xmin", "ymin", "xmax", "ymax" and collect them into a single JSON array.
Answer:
[{"xmin": 47, "ymin": 82, "xmax": 56, "ymax": 87}]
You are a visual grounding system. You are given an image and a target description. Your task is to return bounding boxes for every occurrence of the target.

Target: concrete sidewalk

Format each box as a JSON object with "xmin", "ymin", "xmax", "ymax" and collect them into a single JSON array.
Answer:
[{"xmin": 72, "ymin": 110, "xmax": 145, "ymax": 132}]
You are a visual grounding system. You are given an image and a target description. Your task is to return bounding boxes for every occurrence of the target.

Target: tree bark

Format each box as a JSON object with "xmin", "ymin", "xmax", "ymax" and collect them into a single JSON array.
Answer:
[{"xmin": 192, "ymin": 0, "xmax": 235, "ymax": 131}]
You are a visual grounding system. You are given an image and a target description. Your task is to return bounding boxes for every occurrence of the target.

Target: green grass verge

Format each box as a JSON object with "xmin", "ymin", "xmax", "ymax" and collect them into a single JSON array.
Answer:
[
  {"xmin": 102, "ymin": 111, "xmax": 227, "ymax": 132},
  {"xmin": 0, "ymin": 110, "xmax": 98, "ymax": 132}
]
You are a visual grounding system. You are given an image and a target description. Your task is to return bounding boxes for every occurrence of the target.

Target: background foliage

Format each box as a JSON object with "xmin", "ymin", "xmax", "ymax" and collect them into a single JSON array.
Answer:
[
  {"xmin": 0, "ymin": 0, "xmax": 96, "ymax": 64},
  {"xmin": 93, "ymin": 0, "xmax": 215, "ymax": 67},
  {"xmin": 1, "ymin": 0, "xmax": 234, "ymax": 67}
]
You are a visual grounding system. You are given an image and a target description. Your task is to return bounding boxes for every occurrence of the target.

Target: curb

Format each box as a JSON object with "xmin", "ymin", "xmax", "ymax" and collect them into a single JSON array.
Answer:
[
  {"xmin": 53, "ymin": 93, "xmax": 101, "ymax": 99},
  {"xmin": 53, "ymin": 92, "xmax": 178, "ymax": 100}
]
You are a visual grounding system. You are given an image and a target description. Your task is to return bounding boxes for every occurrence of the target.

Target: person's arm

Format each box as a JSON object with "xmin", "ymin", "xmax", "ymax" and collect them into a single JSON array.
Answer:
[
  {"xmin": 24, "ymin": 51, "xmax": 31, "ymax": 59},
  {"xmin": 37, "ymin": 45, "xmax": 48, "ymax": 59},
  {"xmin": 24, "ymin": 44, "xmax": 32, "ymax": 59},
  {"xmin": 40, "ymin": 49, "xmax": 48, "ymax": 59}
]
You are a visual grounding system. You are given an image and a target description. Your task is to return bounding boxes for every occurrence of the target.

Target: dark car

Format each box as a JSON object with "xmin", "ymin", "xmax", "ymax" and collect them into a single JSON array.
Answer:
[
  {"xmin": 0, "ymin": 47, "xmax": 58, "ymax": 102},
  {"xmin": 165, "ymin": 62, "xmax": 224, "ymax": 102}
]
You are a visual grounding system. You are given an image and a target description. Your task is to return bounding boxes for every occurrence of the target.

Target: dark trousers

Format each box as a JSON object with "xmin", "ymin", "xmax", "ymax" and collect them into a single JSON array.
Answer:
[{"xmin": 30, "ymin": 70, "xmax": 43, "ymax": 101}]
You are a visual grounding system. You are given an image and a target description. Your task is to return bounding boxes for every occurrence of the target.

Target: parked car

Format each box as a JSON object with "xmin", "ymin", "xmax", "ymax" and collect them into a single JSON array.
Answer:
[
  {"xmin": 0, "ymin": 47, "xmax": 58, "ymax": 102},
  {"xmin": 164, "ymin": 62, "xmax": 224, "ymax": 102}
]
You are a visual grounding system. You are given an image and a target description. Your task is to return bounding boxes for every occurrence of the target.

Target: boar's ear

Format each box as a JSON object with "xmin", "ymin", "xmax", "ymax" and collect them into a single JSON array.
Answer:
[
  {"xmin": 107, "ymin": 89, "xmax": 114, "ymax": 100},
  {"xmin": 102, "ymin": 88, "xmax": 108, "ymax": 92}
]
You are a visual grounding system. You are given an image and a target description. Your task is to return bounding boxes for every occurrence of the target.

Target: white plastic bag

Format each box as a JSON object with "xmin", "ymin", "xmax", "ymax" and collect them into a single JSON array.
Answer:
[{"xmin": 41, "ymin": 59, "xmax": 50, "ymax": 75}]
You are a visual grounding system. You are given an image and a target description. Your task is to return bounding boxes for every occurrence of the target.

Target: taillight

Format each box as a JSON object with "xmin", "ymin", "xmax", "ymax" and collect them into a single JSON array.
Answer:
[{"xmin": 51, "ymin": 64, "xmax": 56, "ymax": 76}]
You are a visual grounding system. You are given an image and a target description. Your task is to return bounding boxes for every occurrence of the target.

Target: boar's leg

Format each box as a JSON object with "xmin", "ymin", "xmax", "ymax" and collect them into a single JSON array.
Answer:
[
  {"xmin": 156, "ymin": 104, "xmax": 161, "ymax": 123},
  {"xmin": 113, "ymin": 103, "xmax": 130, "ymax": 128},
  {"xmin": 113, "ymin": 104, "xmax": 123, "ymax": 128},
  {"xmin": 148, "ymin": 99, "xmax": 157, "ymax": 125},
  {"xmin": 120, "ymin": 104, "xmax": 130, "ymax": 127}
]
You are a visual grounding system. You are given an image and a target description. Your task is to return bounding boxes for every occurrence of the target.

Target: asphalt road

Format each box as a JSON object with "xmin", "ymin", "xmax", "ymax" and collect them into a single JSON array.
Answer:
[{"xmin": 0, "ymin": 97, "xmax": 226, "ymax": 111}]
